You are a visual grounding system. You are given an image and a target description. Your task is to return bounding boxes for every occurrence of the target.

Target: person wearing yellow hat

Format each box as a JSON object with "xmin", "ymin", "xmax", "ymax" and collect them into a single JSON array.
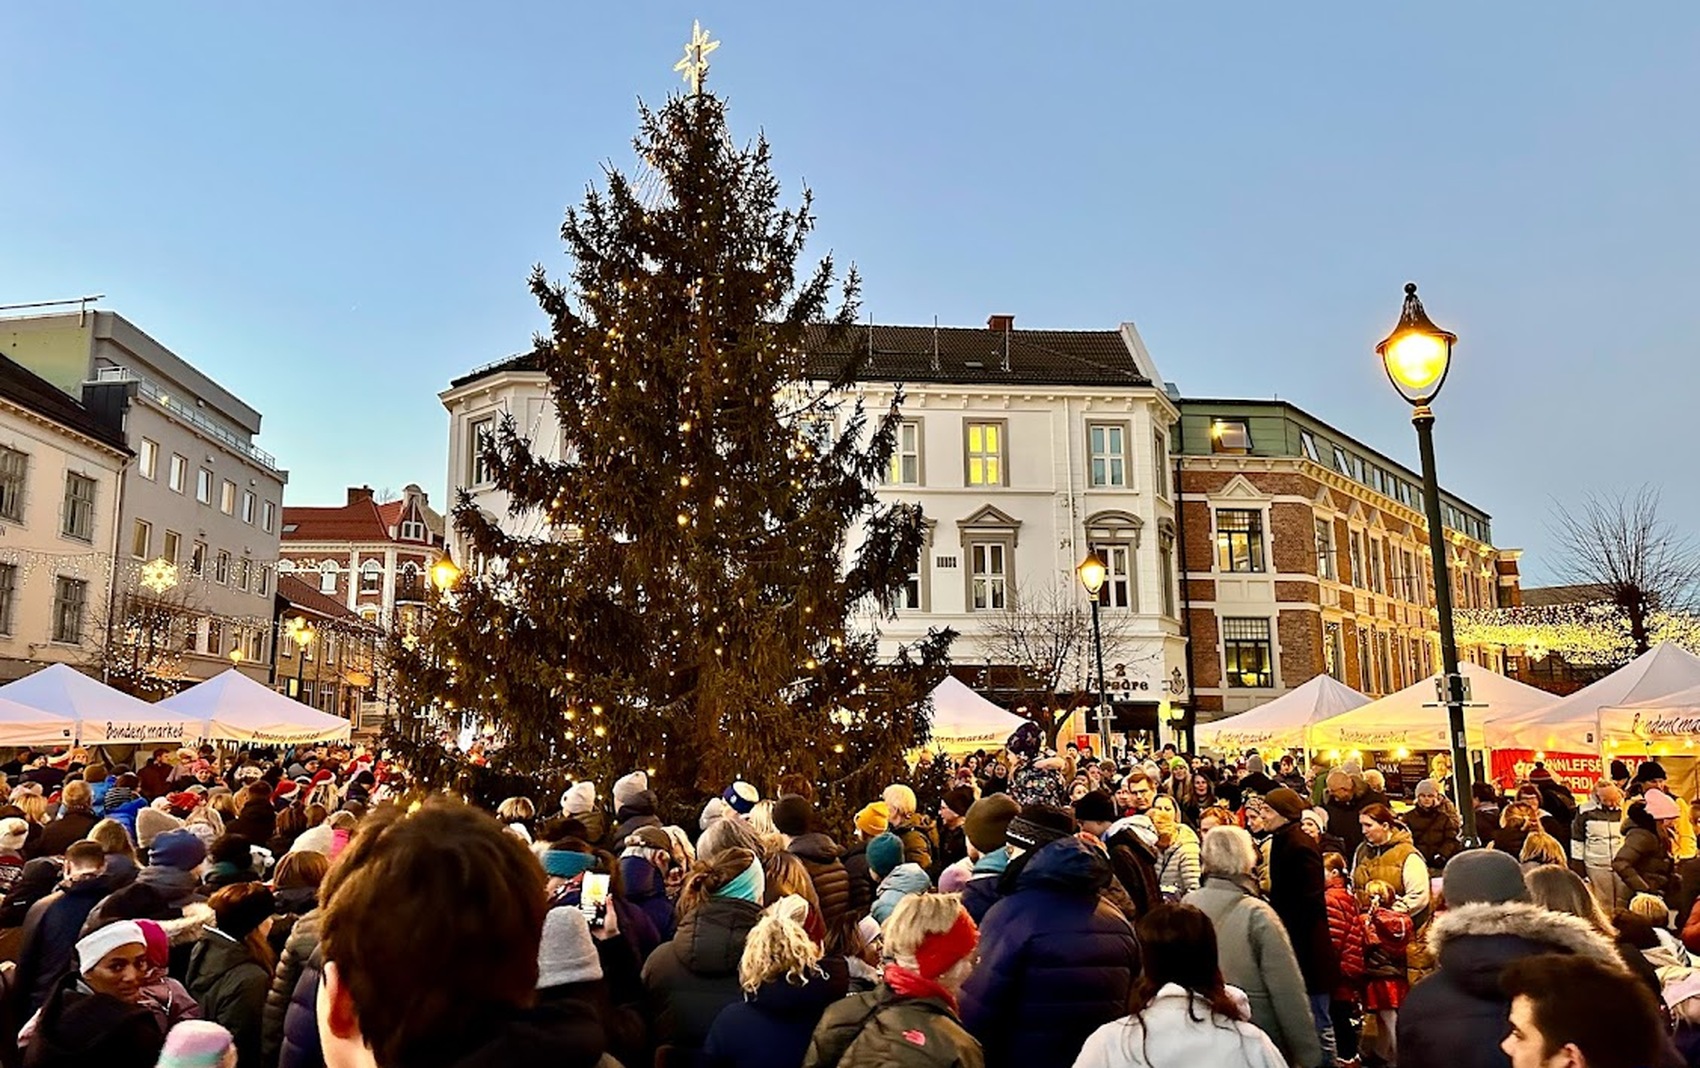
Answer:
[{"xmin": 842, "ymin": 802, "xmax": 889, "ymax": 921}]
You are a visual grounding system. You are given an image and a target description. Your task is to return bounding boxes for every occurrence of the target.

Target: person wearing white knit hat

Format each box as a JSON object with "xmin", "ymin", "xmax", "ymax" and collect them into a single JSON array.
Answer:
[{"xmin": 25, "ymin": 919, "xmax": 162, "ymax": 1064}]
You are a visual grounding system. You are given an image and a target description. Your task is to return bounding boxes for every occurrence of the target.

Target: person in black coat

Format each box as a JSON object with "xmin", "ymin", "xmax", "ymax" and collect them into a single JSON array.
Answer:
[
  {"xmin": 641, "ymin": 848, "xmax": 765, "ymax": 1060},
  {"xmin": 1251, "ymin": 790, "xmax": 1338, "ymax": 997},
  {"xmin": 959, "ymin": 836, "xmax": 1140, "ymax": 1068},
  {"xmin": 702, "ymin": 901, "xmax": 848, "ymax": 1068},
  {"xmin": 226, "ymin": 782, "xmax": 278, "ymax": 846},
  {"xmin": 14, "ymin": 843, "xmax": 113, "ymax": 1014},
  {"xmin": 23, "ymin": 920, "xmax": 163, "ymax": 1068}
]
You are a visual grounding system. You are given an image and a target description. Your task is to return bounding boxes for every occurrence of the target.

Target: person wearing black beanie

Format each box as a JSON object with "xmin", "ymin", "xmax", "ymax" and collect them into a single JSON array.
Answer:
[
  {"xmin": 934, "ymin": 786, "xmax": 977, "ymax": 879},
  {"xmin": 187, "ymin": 881, "xmax": 277, "ymax": 1066}
]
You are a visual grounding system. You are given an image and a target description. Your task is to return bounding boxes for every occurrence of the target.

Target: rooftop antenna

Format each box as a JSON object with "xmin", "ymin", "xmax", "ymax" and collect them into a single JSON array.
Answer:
[{"xmin": 932, "ymin": 315, "xmax": 940, "ymax": 372}]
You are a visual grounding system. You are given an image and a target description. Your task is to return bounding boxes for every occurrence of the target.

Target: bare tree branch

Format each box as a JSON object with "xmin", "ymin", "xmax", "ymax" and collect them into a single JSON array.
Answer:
[{"xmin": 1548, "ymin": 485, "xmax": 1700, "ymax": 655}]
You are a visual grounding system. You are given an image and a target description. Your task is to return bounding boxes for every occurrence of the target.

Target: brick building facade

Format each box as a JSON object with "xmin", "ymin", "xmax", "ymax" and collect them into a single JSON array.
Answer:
[{"xmin": 1176, "ymin": 399, "xmax": 1521, "ymax": 722}]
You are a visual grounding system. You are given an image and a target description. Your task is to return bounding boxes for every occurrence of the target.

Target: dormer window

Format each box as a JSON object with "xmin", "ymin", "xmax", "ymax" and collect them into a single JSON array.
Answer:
[
  {"xmin": 1210, "ymin": 420, "xmax": 1251, "ymax": 454},
  {"xmin": 400, "ymin": 519, "xmax": 426, "ymax": 541}
]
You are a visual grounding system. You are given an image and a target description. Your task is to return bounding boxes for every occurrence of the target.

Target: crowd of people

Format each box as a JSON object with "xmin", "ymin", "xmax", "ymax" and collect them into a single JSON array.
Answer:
[{"xmin": 0, "ymin": 729, "xmax": 1686, "ymax": 1068}]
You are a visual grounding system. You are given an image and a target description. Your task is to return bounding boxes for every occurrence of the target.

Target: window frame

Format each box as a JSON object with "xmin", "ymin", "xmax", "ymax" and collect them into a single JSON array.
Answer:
[
  {"xmin": 469, "ymin": 416, "xmax": 496, "ymax": 487},
  {"xmin": 1324, "ymin": 621, "xmax": 1345, "ymax": 682},
  {"xmin": 1086, "ymin": 421, "xmax": 1130, "ymax": 489},
  {"xmin": 50, "ymin": 576, "xmax": 87, "ymax": 645},
  {"xmin": 963, "ymin": 420, "xmax": 1008, "ymax": 487},
  {"xmin": 319, "ymin": 561, "xmax": 339, "ymax": 595},
  {"xmin": 235, "ymin": 557, "xmax": 251, "ymax": 592},
  {"xmin": 220, "ymin": 480, "xmax": 237, "ymax": 516},
  {"xmin": 360, "ymin": 560, "xmax": 383, "ymax": 594},
  {"xmin": 1299, "ymin": 430, "xmax": 1320, "ymax": 463},
  {"xmin": 262, "ymin": 500, "xmax": 276, "ymax": 534},
  {"xmin": 214, "ymin": 550, "xmax": 230, "ymax": 585},
  {"xmin": 195, "ymin": 468, "xmax": 213, "ymax": 505},
  {"xmin": 1158, "ymin": 524, "xmax": 1177, "ymax": 619},
  {"xmin": 1315, "ymin": 518, "xmax": 1336, "ymax": 581},
  {"xmin": 1349, "ymin": 530, "xmax": 1366, "ymax": 589},
  {"xmin": 168, "ymin": 454, "xmax": 187, "ymax": 494},
  {"xmin": 131, "ymin": 518, "xmax": 151, "ymax": 560},
  {"xmin": 0, "ymin": 447, "xmax": 25, "ymax": 523},
  {"xmin": 190, "ymin": 541, "xmax": 207, "ymax": 577},
  {"xmin": 242, "ymin": 491, "xmax": 256, "ymax": 525},
  {"xmin": 1214, "ymin": 508, "xmax": 1266, "ymax": 573},
  {"xmin": 399, "ymin": 519, "xmax": 426, "ymax": 541},
  {"xmin": 61, "ymin": 472, "xmax": 97, "ymax": 542},
  {"xmin": 887, "ymin": 418, "xmax": 923, "ymax": 486},
  {"xmin": 967, "ymin": 539, "xmax": 1011, "ymax": 611},
  {"xmin": 162, "ymin": 530, "xmax": 181, "ymax": 565},
  {"xmin": 138, "ymin": 438, "xmax": 158, "ymax": 480},
  {"xmin": 1222, "ymin": 617, "xmax": 1274, "ymax": 688},
  {"xmin": 0, "ymin": 563, "xmax": 16, "ymax": 635},
  {"xmin": 1091, "ymin": 540, "xmax": 1136, "ymax": 610},
  {"xmin": 1152, "ymin": 431, "xmax": 1169, "ymax": 499},
  {"xmin": 1210, "ymin": 420, "xmax": 1251, "ymax": 454}
]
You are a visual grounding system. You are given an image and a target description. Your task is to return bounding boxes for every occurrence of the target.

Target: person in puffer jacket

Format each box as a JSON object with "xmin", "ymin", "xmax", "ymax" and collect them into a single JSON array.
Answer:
[
  {"xmin": 642, "ymin": 848, "xmax": 766, "ymax": 1059},
  {"xmin": 1572, "ymin": 780, "xmax": 1628, "ymax": 911},
  {"xmin": 772, "ymin": 795, "xmax": 854, "ymax": 953},
  {"xmin": 618, "ymin": 826, "xmax": 678, "ymax": 943},
  {"xmin": 1615, "ymin": 792, "xmax": 1678, "ymax": 899},
  {"xmin": 1322, "ymin": 852, "xmax": 1366, "ymax": 1067},
  {"xmin": 959, "ymin": 835, "xmax": 1140, "ymax": 1068},
  {"xmin": 867, "ymin": 833, "xmax": 931, "ymax": 924}
]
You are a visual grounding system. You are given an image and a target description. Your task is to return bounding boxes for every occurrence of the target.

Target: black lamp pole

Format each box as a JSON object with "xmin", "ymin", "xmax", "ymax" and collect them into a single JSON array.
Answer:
[{"xmin": 1378, "ymin": 283, "xmax": 1476, "ymax": 841}]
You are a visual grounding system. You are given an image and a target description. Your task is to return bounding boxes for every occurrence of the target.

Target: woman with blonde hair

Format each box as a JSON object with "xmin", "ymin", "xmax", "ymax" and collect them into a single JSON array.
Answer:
[
  {"xmin": 496, "ymin": 796, "xmax": 536, "ymax": 842},
  {"xmin": 1150, "ymin": 795, "xmax": 1200, "ymax": 897},
  {"xmin": 704, "ymin": 896, "xmax": 849, "ymax": 1068},
  {"xmin": 1517, "ymin": 829, "xmax": 1567, "ymax": 872},
  {"xmin": 805, "ymin": 893, "xmax": 983, "ymax": 1068},
  {"xmin": 1525, "ymin": 864, "xmax": 1665, "ymax": 1000}
]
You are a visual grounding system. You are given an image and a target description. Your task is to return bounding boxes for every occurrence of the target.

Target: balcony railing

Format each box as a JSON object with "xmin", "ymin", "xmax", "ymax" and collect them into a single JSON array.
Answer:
[{"xmin": 91, "ymin": 367, "xmax": 279, "ymax": 471}]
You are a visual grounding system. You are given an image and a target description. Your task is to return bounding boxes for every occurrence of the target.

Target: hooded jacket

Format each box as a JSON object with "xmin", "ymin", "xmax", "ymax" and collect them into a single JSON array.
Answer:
[
  {"xmin": 186, "ymin": 928, "xmax": 272, "ymax": 1067},
  {"xmin": 702, "ymin": 959, "xmax": 849, "ymax": 1068},
  {"xmin": 1183, "ymin": 875, "xmax": 1321, "ymax": 1068},
  {"xmin": 613, "ymin": 792, "xmax": 663, "ymax": 847},
  {"xmin": 619, "ymin": 853, "xmax": 677, "ymax": 943},
  {"xmin": 1572, "ymin": 801, "xmax": 1628, "ymax": 909},
  {"xmin": 262, "ymin": 908, "xmax": 320, "ymax": 1068},
  {"xmin": 1153, "ymin": 824, "xmax": 1201, "ymax": 897},
  {"xmin": 1405, "ymin": 801, "xmax": 1463, "ymax": 872},
  {"xmin": 641, "ymin": 894, "xmax": 764, "ymax": 1054},
  {"xmin": 1396, "ymin": 902, "xmax": 1628, "ymax": 1068},
  {"xmin": 1615, "ymin": 806, "xmax": 1675, "ymax": 897},
  {"xmin": 871, "ymin": 863, "xmax": 931, "ymax": 925},
  {"xmin": 1073, "ymin": 985, "xmax": 1288, "ymax": 1068},
  {"xmin": 21, "ymin": 972, "xmax": 164, "ymax": 1068},
  {"xmin": 960, "ymin": 837, "xmax": 1141, "ymax": 1068},
  {"xmin": 787, "ymin": 833, "xmax": 853, "ymax": 935},
  {"xmin": 1102, "ymin": 818, "xmax": 1163, "ymax": 920},
  {"xmin": 804, "ymin": 983, "xmax": 983, "ymax": 1068},
  {"xmin": 961, "ymin": 849, "xmax": 1011, "ymax": 925},
  {"xmin": 15, "ymin": 874, "xmax": 117, "ymax": 1011}
]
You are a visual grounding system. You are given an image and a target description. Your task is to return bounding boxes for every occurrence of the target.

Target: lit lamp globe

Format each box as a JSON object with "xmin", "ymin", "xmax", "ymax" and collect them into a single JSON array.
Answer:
[
  {"xmin": 430, "ymin": 558, "xmax": 462, "ymax": 592},
  {"xmin": 1376, "ymin": 282, "xmax": 1456, "ymax": 407},
  {"xmin": 1076, "ymin": 551, "xmax": 1108, "ymax": 596}
]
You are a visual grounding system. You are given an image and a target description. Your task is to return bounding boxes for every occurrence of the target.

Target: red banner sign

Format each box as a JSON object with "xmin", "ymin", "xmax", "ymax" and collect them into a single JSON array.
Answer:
[{"xmin": 1490, "ymin": 749, "xmax": 1648, "ymax": 794}]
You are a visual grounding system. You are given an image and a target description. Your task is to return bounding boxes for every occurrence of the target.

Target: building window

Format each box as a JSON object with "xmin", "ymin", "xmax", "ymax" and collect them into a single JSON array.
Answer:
[
  {"xmin": 964, "ymin": 422, "xmax": 1005, "ymax": 486},
  {"xmin": 131, "ymin": 519, "xmax": 151, "ymax": 560},
  {"xmin": 1214, "ymin": 509, "xmax": 1265, "ymax": 573},
  {"xmin": 206, "ymin": 619, "xmax": 223, "ymax": 656},
  {"xmin": 1153, "ymin": 433, "xmax": 1169, "ymax": 498},
  {"xmin": 1358, "ymin": 625, "xmax": 1374, "ymax": 692},
  {"xmin": 215, "ymin": 551, "xmax": 230, "ymax": 585},
  {"xmin": 169, "ymin": 454, "xmax": 187, "ymax": 494},
  {"xmin": 1210, "ymin": 420, "xmax": 1251, "ymax": 454},
  {"xmin": 1315, "ymin": 519, "xmax": 1336, "ymax": 580},
  {"xmin": 1324, "ymin": 622, "xmax": 1345, "ymax": 681},
  {"xmin": 0, "ymin": 564, "xmax": 15, "ymax": 635},
  {"xmin": 196, "ymin": 468, "xmax": 213, "ymax": 505},
  {"xmin": 319, "ymin": 561, "xmax": 339, "ymax": 595},
  {"xmin": 469, "ymin": 417, "xmax": 496, "ymax": 486},
  {"xmin": 257, "ymin": 566, "xmax": 271, "ymax": 596},
  {"xmin": 1377, "ymin": 631, "xmax": 1394, "ymax": 692},
  {"xmin": 51, "ymin": 577, "xmax": 86, "ymax": 644},
  {"xmin": 399, "ymin": 519, "xmax": 426, "ymax": 541},
  {"xmin": 1222, "ymin": 618, "xmax": 1274, "ymax": 688},
  {"xmin": 220, "ymin": 480, "xmax": 237, "ymax": 515},
  {"xmin": 0, "ymin": 447, "xmax": 25, "ymax": 523},
  {"xmin": 1092, "ymin": 543, "xmax": 1134, "ymax": 609},
  {"xmin": 162, "ymin": 530, "xmax": 180, "ymax": 565},
  {"xmin": 360, "ymin": 560, "xmax": 382, "ymax": 594},
  {"xmin": 61, "ymin": 473, "xmax": 96, "ymax": 541},
  {"xmin": 190, "ymin": 542, "xmax": 206, "ymax": 577},
  {"xmin": 899, "ymin": 572, "xmax": 921, "ymax": 610},
  {"xmin": 236, "ymin": 557, "xmax": 251, "ymax": 592},
  {"xmin": 1299, "ymin": 430, "xmax": 1319, "ymax": 462},
  {"xmin": 1331, "ymin": 444, "xmax": 1351, "ymax": 475},
  {"xmin": 888, "ymin": 420, "xmax": 921, "ymax": 485},
  {"xmin": 1158, "ymin": 532, "xmax": 1177, "ymax": 618},
  {"xmin": 242, "ymin": 491, "xmax": 256, "ymax": 525},
  {"xmin": 1369, "ymin": 537, "xmax": 1385, "ymax": 593},
  {"xmin": 968, "ymin": 541, "xmax": 1008, "ymax": 610},
  {"xmin": 278, "ymin": 559, "xmax": 296, "ymax": 575},
  {"xmin": 262, "ymin": 501, "xmax": 276, "ymax": 533},
  {"xmin": 1087, "ymin": 423, "xmax": 1127, "ymax": 487},
  {"xmin": 1349, "ymin": 531, "xmax": 1366, "ymax": 589},
  {"xmin": 138, "ymin": 438, "xmax": 158, "ymax": 480},
  {"xmin": 1400, "ymin": 549, "xmax": 1419, "ymax": 603}
]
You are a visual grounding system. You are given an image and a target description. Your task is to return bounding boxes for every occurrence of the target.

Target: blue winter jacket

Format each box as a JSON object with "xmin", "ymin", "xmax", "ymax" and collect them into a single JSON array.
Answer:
[
  {"xmin": 108, "ymin": 795, "xmax": 149, "ymax": 840},
  {"xmin": 619, "ymin": 853, "xmax": 677, "ymax": 944},
  {"xmin": 960, "ymin": 848, "xmax": 1011, "ymax": 925},
  {"xmin": 870, "ymin": 863, "xmax": 931, "ymax": 924},
  {"xmin": 701, "ymin": 958, "xmax": 848, "ymax": 1068},
  {"xmin": 959, "ymin": 837, "xmax": 1141, "ymax": 1068}
]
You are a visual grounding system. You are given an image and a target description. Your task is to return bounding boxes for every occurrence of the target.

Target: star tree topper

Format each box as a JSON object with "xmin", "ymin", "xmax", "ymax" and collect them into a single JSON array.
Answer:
[{"xmin": 674, "ymin": 20, "xmax": 719, "ymax": 94}]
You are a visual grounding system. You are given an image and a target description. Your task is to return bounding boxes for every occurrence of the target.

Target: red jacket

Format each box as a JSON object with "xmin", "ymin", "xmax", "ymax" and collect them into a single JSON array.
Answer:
[{"xmin": 1325, "ymin": 875, "xmax": 1365, "ymax": 1000}]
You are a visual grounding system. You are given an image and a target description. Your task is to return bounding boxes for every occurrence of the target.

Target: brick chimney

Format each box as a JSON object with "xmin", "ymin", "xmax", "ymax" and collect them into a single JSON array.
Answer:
[
  {"xmin": 987, "ymin": 314, "xmax": 1014, "ymax": 332},
  {"xmin": 347, "ymin": 486, "xmax": 374, "ymax": 506}
]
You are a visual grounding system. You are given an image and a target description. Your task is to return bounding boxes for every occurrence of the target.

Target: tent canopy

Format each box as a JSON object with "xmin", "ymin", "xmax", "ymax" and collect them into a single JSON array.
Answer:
[
  {"xmin": 0, "ymin": 664, "xmax": 195, "ymax": 745},
  {"xmin": 1483, "ymin": 643, "xmax": 1700, "ymax": 753},
  {"xmin": 926, "ymin": 676, "xmax": 1025, "ymax": 753},
  {"xmin": 1194, "ymin": 674, "xmax": 1369, "ymax": 753},
  {"xmin": 1308, "ymin": 662, "xmax": 1553, "ymax": 751},
  {"xmin": 0, "ymin": 696, "xmax": 76, "ymax": 747},
  {"xmin": 158, "ymin": 669, "xmax": 352, "ymax": 744}
]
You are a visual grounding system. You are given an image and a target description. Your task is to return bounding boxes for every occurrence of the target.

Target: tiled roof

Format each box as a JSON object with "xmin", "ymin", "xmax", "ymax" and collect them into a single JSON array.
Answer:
[
  {"xmin": 0, "ymin": 350, "xmax": 129, "ymax": 453},
  {"xmin": 1520, "ymin": 584, "xmax": 1614, "ymax": 607},
  {"xmin": 375, "ymin": 498, "xmax": 446, "ymax": 540},
  {"xmin": 448, "ymin": 323, "xmax": 1151, "ymax": 391},
  {"xmin": 802, "ymin": 323, "xmax": 1150, "ymax": 388},
  {"xmin": 276, "ymin": 574, "xmax": 363, "ymax": 623},
  {"xmin": 282, "ymin": 499, "xmax": 389, "ymax": 543}
]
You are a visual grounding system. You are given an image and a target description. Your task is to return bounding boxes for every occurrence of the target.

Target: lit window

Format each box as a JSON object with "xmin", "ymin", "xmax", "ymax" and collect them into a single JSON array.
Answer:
[
  {"xmin": 169, "ymin": 455, "xmax": 187, "ymax": 494},
  {"xmin": 888, "ymin": 420, "xmax": 921, "ymax": 485},
  {"xmin": 965, "ymin": 422, "xmax": 1004, "ymax": 486},
  {"xmin": 61, "ymin": 473, "xmax": 96, "ymax": 541},
  {"xmin": 51, "ymin": 577, "xmax": 87, "ymax": 644},
  {"xmin": 1088, "ymin": 424, "xmax": 1127, "ymax": 487},
  {"xmin": 0, "ymin": 448, "xmax": 25, "ymax": 522},
  {"xmin": 1214, "ymin": 509, "xmax": 1265, "ymax": 573},
  {"xmin": 969, "ymin": 541, "xmax": 1008, "ymax": 610},
  {"xmin": 1210, "ymin": 420, "xmax": 1251, "ymax": 453},
  {"xmin": 138, "ymin": 439, "xmax": 158, "ymax": 480},
  {"xmin": 1223, "ymin": 618, "xmax": 1273, "ymax": 688}
]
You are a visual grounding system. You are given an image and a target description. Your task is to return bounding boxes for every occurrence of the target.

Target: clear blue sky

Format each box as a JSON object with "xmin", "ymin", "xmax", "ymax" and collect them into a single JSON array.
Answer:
[{"xmin": 4, "ymin": 3, "xmax": 1696, "ymax": 582}]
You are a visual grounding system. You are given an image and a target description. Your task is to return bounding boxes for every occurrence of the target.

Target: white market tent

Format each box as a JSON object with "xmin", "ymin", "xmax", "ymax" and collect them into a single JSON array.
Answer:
[
  {"xmin": 1308, "ymin": 661, "xmax": 1553, "ymax": 751},
  {"xmin": 158, "ymin": 669, "xmax": 352, "ymax": 744},
  {"xmin": 0, "ymin": 696, "xmax": 76, "ymax": 747},
  {"xmin": 926, "ymin": 676, "xmax": 1026, "ymax": 754},
  {"xmin": 0, "ymin": 663, "xmax": 197, "ymax": 745},
  {"xmin": 1484, "ymin": 643, "xmax": 1700, "ymax": 754},
  {"xmin": 1194, "ymin": 674, "xmax": 1370, "ymax": 754}
]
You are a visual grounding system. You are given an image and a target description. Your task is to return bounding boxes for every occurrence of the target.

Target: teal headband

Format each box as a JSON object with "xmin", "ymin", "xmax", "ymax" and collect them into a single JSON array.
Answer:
[
  {"xmin": 714, "ymin": 859, "xmax": 765, "ymax": 904},
  {"xmin": 543, "ymin": 850, "xmax": 598, "ymax": 879}
]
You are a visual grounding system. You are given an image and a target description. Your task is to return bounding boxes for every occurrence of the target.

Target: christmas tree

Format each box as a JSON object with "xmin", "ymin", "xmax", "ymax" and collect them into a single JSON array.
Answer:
[{"xmin": 388, "ymin": 32, "xmax": 953, "ymax": 809}]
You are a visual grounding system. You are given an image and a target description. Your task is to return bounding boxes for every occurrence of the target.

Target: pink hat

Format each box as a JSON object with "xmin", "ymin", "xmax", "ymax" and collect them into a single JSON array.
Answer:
[{"xmin": 1645, "ymin": 789, "xmax": 1680, "ymax": 821}]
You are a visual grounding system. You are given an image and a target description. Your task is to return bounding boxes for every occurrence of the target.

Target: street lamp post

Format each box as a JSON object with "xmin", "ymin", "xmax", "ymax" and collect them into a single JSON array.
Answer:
[
  {"xmin": 1076, "ymin": 551, "xmax": 1113, "ymax": 760},
  {"xmin": 1377, "ymin": 282, "xmax": 1476, "ymax": 841},
  {"xmin": 293, "ymin": 620, "xmax": 316, "ymax": 705}
]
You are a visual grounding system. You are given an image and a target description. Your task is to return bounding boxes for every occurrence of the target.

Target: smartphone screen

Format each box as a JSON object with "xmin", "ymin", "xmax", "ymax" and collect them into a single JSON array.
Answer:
[{"xmin": 581, "ymin": 872, "xmax": 610, "ymax": 929}]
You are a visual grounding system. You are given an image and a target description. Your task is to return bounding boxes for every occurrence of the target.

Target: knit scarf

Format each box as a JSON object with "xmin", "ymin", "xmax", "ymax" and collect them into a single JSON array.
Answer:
[{"xmin": 883, "ymin": 963, "xmax": 959, "ymax": 1015}]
